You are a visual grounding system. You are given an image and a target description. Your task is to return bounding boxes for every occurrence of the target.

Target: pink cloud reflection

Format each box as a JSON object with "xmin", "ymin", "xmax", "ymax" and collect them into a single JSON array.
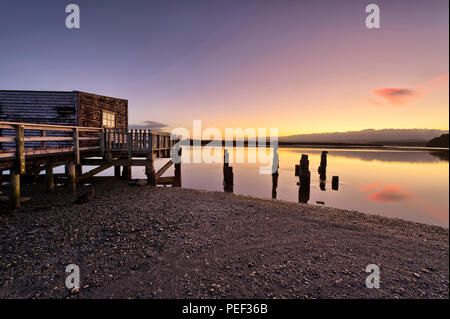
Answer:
[{"xmin": 366, "ymin": 185, "xmax": 414, "ymax": 202}]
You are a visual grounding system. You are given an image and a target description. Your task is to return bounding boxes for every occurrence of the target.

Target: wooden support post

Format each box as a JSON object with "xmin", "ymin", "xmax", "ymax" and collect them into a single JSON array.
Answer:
[
  {"xmin": 114, "ymin": 166, "xmax": 121, "ymax": 177},
  {"xmin": 127, "ymin": 131, "xmax": 132, "ymax": 160},
  {"xmin": 173, "ymin": 162, "xmax": 181, "ymax": 188},
  {"xmin": 296, "ymin": 154, "xmax": 311, "ymax": 204},
  {"xmin": 45, "ymin": 164, "xmax": 54, "ymax": 193},
  {"xmin": 173, "ymin": 146, "xmax": 182, "ymax": 187},
  {"xmin": 10, "ymin": 170, "xmax": 20, "ymax": 209},
  {"xmin": 332, "ymin": 176, "xmax": 339, "ymax": 191},
  {"xmin": 66, "ymin": 162, "xmax": 76, "ymax": 193},
  {"xmin": 76, "ymin": 165, "xmax": 82, "ymax": 177},
  {"xmin": 145, "ymin": 155, "xmax": 156, "ymax": 186},
  {"xmin": 223, "ymin": 149, "xmax": 233, "ymax": 192},
  {"xmin": 318, "ymin": 151, "xmax": 327, "ymax": 183},
  {"xmin": 15, "ymin": 125, "xmax": 25, "ymax": 174},
  {"xmin": 271, "ymin": 147, "xmax": 279, "ymax": 199},
  {"xmin": 41, "ymin": 130, "xmax": 47, "ymax": 149},
  {"xmin": 122, "ymin": 166, "xmax": 132, "ymax": 180}
]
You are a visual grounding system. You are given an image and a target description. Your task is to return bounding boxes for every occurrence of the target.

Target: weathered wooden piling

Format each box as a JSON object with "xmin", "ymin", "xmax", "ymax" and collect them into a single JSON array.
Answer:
[
  {"xmin": 272, "ymin": 148, "xmax": 279, "ymax": 199},
  {"xmin": 173, "ymin": 147, "xmax": 182, "ymax": 187},
  {"xmin": 317, "ymin": 151, "xmax": 328, "ymax": 191},
  {"xmin": 114, "ymin": 166, "xmax": 121, "ymax": 177},
  {"xmin": 66, "ymin": 162, "xmax": 77, "ymax": 193},
  {"xmin": 318, "ymin": 150, "xmax": 327, "ymax": 178},
  {"xmin": 9, "ymin": 170, "xmax": 20, "ymax": 208},
  {"xmin": 45, "ymin": 164, "xmax": 54, "ymax": 193},
  {"xmin": 223, "ymin": 149, "xmax": 233, "ymax": 193},
  {"xmin": 296, "ymin": 154, "xmax": 311, "ymax": 203},
  {"xmin": 332, "ymin": 176, "xmax": 339, "ymax": 191},
  {"xmin": 145, "ymin": 156, "xmax": 156, "ymax": 186},
  {"xmin": 122, "ymin": 166, "xmax": 132, "ymax": 180}
]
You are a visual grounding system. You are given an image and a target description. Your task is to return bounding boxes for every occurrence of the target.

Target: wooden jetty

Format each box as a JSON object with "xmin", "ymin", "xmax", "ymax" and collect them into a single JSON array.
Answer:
[{"xmin": 0, "ymin": 121, "xmax": 178, "ymax": 208}]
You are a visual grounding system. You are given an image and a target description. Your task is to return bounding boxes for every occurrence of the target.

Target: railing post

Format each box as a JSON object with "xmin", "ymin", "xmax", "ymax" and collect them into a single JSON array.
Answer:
[
  {"xmin": 127, "ymin": 130, "xmax": 132, "ymax": 160},
  {"xmin": 100, "ymin": 128, "xmax": 105, "ymax": 158},
  {"xmin": 73, "ymin": 128, "xmax": 80, "ymax": 164},
  {"xmin": 106, "ymin": 129, "xmax": 112, "ymax": 161},
  {"xmin": 41, "ymin": 130, "xmax": 47, "ymax": 149},
  {"xmin": 149, "ymin": 132, "xmax": 153, "ymax": 157},
  {"xmin": 15, "ymin": 124, "xmax": 25, "ymax": 174}
]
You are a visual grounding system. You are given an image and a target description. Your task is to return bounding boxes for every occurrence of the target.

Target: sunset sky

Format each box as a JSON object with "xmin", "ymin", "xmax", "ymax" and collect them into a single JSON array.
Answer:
[{"xmin": 0, "ymin": 0, "xmax": 448, "ymax": 136}]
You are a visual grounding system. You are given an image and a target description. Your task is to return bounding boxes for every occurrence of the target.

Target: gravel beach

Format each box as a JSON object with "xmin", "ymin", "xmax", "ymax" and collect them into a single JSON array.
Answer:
[{"xmin": 0, "ymin": 178, "xmax": 448, "ymax": 299}]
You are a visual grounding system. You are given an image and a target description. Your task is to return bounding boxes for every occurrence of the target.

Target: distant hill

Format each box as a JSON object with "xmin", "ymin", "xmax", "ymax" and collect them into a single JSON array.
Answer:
[
  {"xmin": 427, "ymin": 134, "xmax": 449, "ymax": 148},
  {"xmin": 279, "ymin": 129, "xmax": 449, "ymax": 146}
]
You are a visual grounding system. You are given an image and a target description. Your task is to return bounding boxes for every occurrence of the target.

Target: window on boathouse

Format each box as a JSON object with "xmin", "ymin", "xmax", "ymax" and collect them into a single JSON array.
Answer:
[{"xmin": 102, "ymin": 110, "xmax": 116, "ymax": 128}]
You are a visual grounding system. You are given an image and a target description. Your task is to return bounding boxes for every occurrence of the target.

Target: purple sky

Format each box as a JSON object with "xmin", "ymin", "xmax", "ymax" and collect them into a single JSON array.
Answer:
[{"xmin": 1, "ymin": 0, "xmax": 448, "ymax": 135}]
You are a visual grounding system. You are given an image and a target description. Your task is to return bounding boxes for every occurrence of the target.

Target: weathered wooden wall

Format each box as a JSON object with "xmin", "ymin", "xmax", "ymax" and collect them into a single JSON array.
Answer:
[
  {"xmin": 0, "ymin": 91, "xmax": 77, "ymax": 149},
  {"xmin": 77, "ymin": 92, "xmax": 128, "ymax": 129},
  {"xmin": 0, "ymin": 90, "xmax": 78, "ymax": 125}
]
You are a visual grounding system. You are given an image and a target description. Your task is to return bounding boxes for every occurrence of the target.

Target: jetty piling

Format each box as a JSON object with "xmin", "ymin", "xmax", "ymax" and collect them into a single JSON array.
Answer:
[
  {"xmin": 223, "ymin": 149, "xmax": 234, "ymax": 193},
  {"xmin": 332, "ymin": 176, "xmax": 339, "ymax": 191},
  {"xmin": 296, "ymin": 154, "xmax": 311, "ymax": 204},
  {"xmin": 271, "ymin": 147, "xmax": 279, "ymax": 199},
  {"xmin": 318, "ymin": 151, "xmax": 328, "ymax": 191}
]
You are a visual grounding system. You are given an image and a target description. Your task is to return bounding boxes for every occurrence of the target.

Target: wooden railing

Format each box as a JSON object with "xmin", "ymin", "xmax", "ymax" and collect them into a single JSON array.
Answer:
[
  {"xmin": 0, "ymin": 121, "xmax": 102, "ymax": 173},
  {"xmin": 0, "ymin": 122, "xmax": 178, "ymax": 173},
  {"xmin": 104, "ymin": 129, "xmax": 175, "ymax": 153}
]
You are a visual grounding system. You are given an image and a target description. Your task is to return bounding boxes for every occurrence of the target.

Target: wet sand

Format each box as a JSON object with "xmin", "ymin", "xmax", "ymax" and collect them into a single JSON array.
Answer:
[{"xmin": 0, "ymin": 178, "xmax": 448, "ymax": 299}]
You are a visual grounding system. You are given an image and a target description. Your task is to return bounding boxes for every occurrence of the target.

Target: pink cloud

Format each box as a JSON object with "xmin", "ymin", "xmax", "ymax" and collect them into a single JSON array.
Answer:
[
  {"xmin": 365, "ymin": 73, "xmax": 449, "ymax": 107},
  {"xmin": 372, "ymin": 88, "xmax": 420, "ymax": 105}
]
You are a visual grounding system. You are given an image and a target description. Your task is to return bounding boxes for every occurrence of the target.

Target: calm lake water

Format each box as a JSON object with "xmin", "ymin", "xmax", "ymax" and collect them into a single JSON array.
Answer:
[{"xmin": 97, "ymin": 146, "xmax": 449, "ymax": 228}]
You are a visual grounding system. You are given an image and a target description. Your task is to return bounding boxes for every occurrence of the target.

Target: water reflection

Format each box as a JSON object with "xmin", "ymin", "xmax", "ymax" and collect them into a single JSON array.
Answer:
[
  {"xmin": 122, "ymin": 146, "xmax": 448, "ymax": 227},
  {"xmin": 284, "ymin": 148, "xmax": 449, "ymax": 163},
  {"xmin": 430, "ymin": 151, "xmax": 449, "ymax": 161},
  {"xmin": 364, "ymin": 184, "xmax": 414, "ymax": 202}
]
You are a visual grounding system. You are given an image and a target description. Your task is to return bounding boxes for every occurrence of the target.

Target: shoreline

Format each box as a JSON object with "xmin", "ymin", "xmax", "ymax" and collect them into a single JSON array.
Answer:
[{"xmin": 0, "ymin": 179, "xmax": 448, "ymax": 298}]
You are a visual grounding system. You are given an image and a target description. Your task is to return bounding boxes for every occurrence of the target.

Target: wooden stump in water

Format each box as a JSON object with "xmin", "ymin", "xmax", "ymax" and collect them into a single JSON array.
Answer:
[
  {"xmin": 223, "ymin": 150, "xmax": 234, "ymax": 193},
  {"xmin": 332, "ymin": 176, "xmax": 339, "ymax": 191}
]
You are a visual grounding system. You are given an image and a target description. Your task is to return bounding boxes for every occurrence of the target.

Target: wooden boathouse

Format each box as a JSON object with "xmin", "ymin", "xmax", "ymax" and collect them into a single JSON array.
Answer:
[{"xmin": 0, "ymin": 90, "xmax": 180, "ymax": 208}]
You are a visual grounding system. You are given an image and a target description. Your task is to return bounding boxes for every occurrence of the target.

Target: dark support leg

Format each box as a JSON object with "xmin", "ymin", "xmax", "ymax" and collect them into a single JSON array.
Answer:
[
  {"xmin": 10, "ymin": 170, "xmax": 20, "ymax": 209},
  {"xmin": 173, "ymin": 162, "xmax": 181, "ymax": 187},
  {"xmin": 114, "ymin": 166, "xmax": 121, "ymax": 178},
  {"xmin": 123, "ymin": 166, "xmax": 132, "ymax": 180},
  {"xmin": 66, "ymin": 162, "xmax": 76, "ymax": 193},
  {"xmin": 45, "ymin": 164, "xmax": 54, "ymax": 193},
  {"xmin": 145, "ymin": 157, "xmax": 156, "ymax": 186},
  {"xmin": 76, "ymin": 165, "xmax": 82, "ymax": 177}
]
